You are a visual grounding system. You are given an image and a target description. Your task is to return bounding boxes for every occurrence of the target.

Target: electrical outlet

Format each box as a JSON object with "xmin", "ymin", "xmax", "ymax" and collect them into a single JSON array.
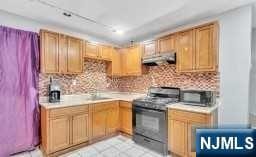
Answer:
[{"xmin": 72, "ymin": 79, "xmax": 77, "ymax": 85}]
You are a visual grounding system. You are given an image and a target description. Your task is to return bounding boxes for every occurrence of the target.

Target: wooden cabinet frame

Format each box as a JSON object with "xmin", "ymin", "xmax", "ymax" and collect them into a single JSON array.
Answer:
[{"xmin": 40, "ymin": 30, "xmax": 83, "ymax": 74}]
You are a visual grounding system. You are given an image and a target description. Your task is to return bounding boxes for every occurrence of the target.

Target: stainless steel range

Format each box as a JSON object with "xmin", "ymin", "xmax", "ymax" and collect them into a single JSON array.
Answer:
[{"xmin": 132, "ymin": 87, "xmax": 180, "ymax": 156}]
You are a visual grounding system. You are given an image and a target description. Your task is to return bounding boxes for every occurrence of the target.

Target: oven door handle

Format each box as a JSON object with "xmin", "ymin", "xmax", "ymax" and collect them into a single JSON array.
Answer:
[{"xmin": 133, "ymin": 106, "xmax": 164, "ymax": 114}]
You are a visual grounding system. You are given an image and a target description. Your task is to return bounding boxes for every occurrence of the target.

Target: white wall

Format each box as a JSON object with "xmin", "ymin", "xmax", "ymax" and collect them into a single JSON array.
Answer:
[
  {"xmin": 0, "ymin": 10, "xmax": 114, "ymax": 45},
  {"xmin": 218, "ymin": 6, "xmax": 252, "ymax": 126}
]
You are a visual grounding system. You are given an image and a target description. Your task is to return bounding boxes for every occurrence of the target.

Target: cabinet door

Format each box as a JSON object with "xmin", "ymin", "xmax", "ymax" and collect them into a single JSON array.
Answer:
[
  {"xmin": 177, "ymin": 30, "xmax": 194, "ymax": 72},
  {"xmin": 40, "ymin": 31, "xmax": 59, "ymax": 73},
  {"xmin": 195, "ymin": 24, "xmax": 216, "ymax": 71},
  {"xmin": 58, "ymin": 34, "xmax": 68, "ymax": 73},
  {"xmin": 126, "ymin": 46, "xmax": 142, "ymax": 75},
  {"xmin": 108, "ymin": 48, "xmax": 122, "ymax": 76},
  {"xmin": 169, "ymin": 119, "xmax": 187, "ymax": 157},
  {"xmin": 158, "ymin": 34, "xmax": 176, "ymax": 53},
  {"xmin": 99, "ymin": 45, "xmax": 112, "ymax": 61},
  {"xmin": 85, "ymin": 42, "xmax": 99, "ymax": 59},
  {"xmin": 67, "ymin": 37, "xmax": 83, "ymax": 73},
  {"xmin": 143, "ymin": 41, "xmax": 156, "ymax": 57},
  {"xmin": 119, "ymin": 101, "xmax": 133, "ymax": 135},
  {"xmin": 72, "ymin": 113, "xmax": 89, "ymax": 145},
  {"xmin": 49, "ymin": 116, "xmax": 70, "ymax": 152},
  {"xmin": 120, "ymin": 48, "xmax": 129, "ymax": 76},
  {"xmin": 92, "ymin": 110, "xmax": 107, "ymax": 139},
  {"xmin": 106, "ymin": 104, "xmax": 119, "ymax": 134}
]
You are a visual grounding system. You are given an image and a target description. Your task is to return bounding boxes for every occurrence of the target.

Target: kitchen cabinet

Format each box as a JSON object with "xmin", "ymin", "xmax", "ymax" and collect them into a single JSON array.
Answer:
[
  {"xmin": 122, "ymin": 45, "xmax": 147, "ymax": 76},
  {"xmin": 177, "ymin": 30, "xmax": 194, "ymax": 72},
  {"xmin": 84, "ymin": 42, "xmax": 99, "ymax": 59},
  {"xmin": 157, "ymin": 34, "xmax": 177, "ymax": 53},
  {"xmin": 85, "ymin": 43, "xmax": 113, "ymax": 61},
  {"xmin": 92, "ymin": 101, "xmax": 119, "ymax": 139},
  {"xmin": 168, "ymin": 109, "xmax": 217, "ymax": 157},
  {"xmin": 176, "ymin": 22, "xmax": 218, "ymax": 72},
  {"xmin": 72, "ymin": 113, "xmax": 90, "ymax": 145},
  {"xmin": 40, "ymin": 30, "xmax": 59, "ymax": 73},
  {"xmin": 195, "ymin": 24, "xmax": 217, "ymax": 71},
  {"xmin": 67, "ymin": 37, "xmax": 83, "ymax": 73},
  {"xmin": 40, "ymin": 30, "xmax": 83, "ymax": 74},
  {"xmin": 168, "ymin": 119, "xmax": 187, "ymax": 157},
  {"xmin": 49, "ymin": 116, "xmax": 70, "ymax": 152},
  {"xmin": 41, "ymin": 105, "xmax": 90, "ymax": 155},
  {"xmin": 106, "ymin": 48, "xmax": 122, "ymax": 76},
  {"xmin": 99, "ymin": 45, "xmax": 113, "ymax": 61},
  {"xmin": 106, "ymin": 102, "xmax": 119, "ymax": 134},
  {"xmin": 41, "ymin": 100, "xmax": 134, "ymax": 156},
  {"xmin": 119, "ymin": 101, "xmax": 133, "ymax": 135},
  {"xmin": 107, "ymin": 46, "xmax": 147, "ymax": 77},
  {"xmin": 142, "ymin": 40, "xmax": 157, "ymax": 57},
  {"xmin": 92, "ymin": 105, "xmax": 107, "ymax": 139}
]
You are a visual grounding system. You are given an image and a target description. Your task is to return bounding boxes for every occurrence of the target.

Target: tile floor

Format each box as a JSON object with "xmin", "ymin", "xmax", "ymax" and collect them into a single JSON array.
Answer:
[{"xmin": 11, "ymin": 135, "xmax": 171, "ymax": 157}]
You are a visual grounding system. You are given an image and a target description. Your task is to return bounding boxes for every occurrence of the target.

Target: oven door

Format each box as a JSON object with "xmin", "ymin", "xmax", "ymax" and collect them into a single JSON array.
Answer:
[{"xmin": 133, "ymin": 106, "xmax": 166, "ymax": 142}]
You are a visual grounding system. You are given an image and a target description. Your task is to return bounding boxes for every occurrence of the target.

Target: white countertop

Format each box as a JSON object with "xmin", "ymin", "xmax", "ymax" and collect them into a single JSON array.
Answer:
[
  {"xmin": 167, "ymin": 101, "xmax": 220, "ymax": 114},
  {"xmin": 40, "ymin": 92, "xmax": 145, "ymax": 109}
]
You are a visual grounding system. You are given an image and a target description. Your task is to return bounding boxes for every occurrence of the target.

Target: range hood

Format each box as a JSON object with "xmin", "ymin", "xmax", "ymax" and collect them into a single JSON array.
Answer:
[{"xmin": 142, "ymin": 52, "xmax": 176, "ymax": 66}]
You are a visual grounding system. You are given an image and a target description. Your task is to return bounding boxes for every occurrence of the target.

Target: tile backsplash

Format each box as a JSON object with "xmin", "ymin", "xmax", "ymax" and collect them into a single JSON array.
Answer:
[
  {"xmin": 39, "ymin": 60, "xmax": 219, "ymax": 96},
  {"xmin": 39, "ymin": 59, "xmax": 120, "ymax": 96}
]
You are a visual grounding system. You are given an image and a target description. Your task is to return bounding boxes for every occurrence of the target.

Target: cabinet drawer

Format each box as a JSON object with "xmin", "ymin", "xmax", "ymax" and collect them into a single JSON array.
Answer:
[
  {"xmin": 50, "ymin": 105, "xmax": 89, "ymax": 118},
  {"xmin": 168, "ymin": 109, "xmax": 207, "ymax": 123},
  {"xmin": 93, "ymin": 101, "xmax": 117, "ymax": 112},
  {"xmin": 119, "ymin": 101, "xmax": 132, "ymax": 109}
]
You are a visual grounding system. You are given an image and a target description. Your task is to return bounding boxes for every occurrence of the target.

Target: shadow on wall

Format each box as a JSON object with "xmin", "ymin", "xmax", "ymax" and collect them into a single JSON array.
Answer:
[{"xmin": 249, "ymin": 29, "xmax": 256, "ymax": 127}]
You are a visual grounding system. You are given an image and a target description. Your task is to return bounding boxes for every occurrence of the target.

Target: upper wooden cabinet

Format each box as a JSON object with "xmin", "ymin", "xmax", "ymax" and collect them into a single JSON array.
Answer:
[
  {"xmin": 67, "ymin": 37, "xmax": 83, "ymax": 73},
  {"xmin": 122, "ymin": 45, "xmax": 147, "ymax": 76},
  {"xmin": 195, "ymin": 24, "xmax": 217, "ymax": 71},
  {"xmin": 177, "ymin": 30, "xmax": 194, "ymax": 72},
  {"xmin": 142, "ymin": 40, "xmax": 157, "ymax": 57},
  {"xmin": 106, "ymin": 48, "xmax": 122, "ymax": 77},
  {"xmin": 99, "ymin": 45, "xmax": 113, "ymax": 61},
  {"xmin": 177, "ymin": 23, "xmax": 218, "ymax": 72},
  {"xmin": 40, "ymin": 31, "xmax": 59, "ymax": 73},
  {"xmin": 107, "ymin": 45, "xmax": 147, "ymax": 77},
  {"xmin": 40, "ymin": 30, "xmax": 83, "ymax": 74},
  {"xmin": 85, "ymin": 42, "xmax": 99, "ymax": 59},
  {"xmin": 157, "ymin": 34, "xmax": 177, "ymax": 53},
  {"xmin": 84, "ymin": 42, "xmax": 113, "ymax": 61}
]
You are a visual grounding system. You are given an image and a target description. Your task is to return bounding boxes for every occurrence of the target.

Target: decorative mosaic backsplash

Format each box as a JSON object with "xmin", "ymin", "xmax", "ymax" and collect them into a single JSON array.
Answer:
[
  {"xmin": 39, "ymin": 60, "xmax": 219, "ymax": 96},
  {"xmin": 118, "ymin": 65, "xmax": 219, "ymax": 93},
  {"xmin": 39, "ymin": 59, "xmax": 120, "ymax": 96}
]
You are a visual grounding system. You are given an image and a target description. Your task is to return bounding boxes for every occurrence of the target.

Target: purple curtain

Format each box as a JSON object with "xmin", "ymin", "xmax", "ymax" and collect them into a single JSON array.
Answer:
[{"xmin": 0, "ymin": 26, "xmax": 40, "ymax": 156}]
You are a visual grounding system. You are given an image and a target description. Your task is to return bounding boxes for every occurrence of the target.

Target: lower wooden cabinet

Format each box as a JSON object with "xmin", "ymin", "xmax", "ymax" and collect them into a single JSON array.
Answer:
[
  {"xmin": 119, "ymin": 101, "xmax": 133, "ymax": 135},
  {"xmin": 92, "ymin": 107, "xmax": 107, "ymax": 139},
  {"xmin": 92, "ymin": 101, "xmax": 119, "ymax": 139},
  {"xmin": 106, "ymin": 104, "xmax": 119, "ymax": 134},
  {"xmin": 49, "ymin": 116, "xmax": 71, "ymax": 152},
  {"xmin": 168, "ymin": 119, "xmax": 187, "ymax": 157},
  {"xmin": 41, "ymin": 105, "xmax": 90, "ymax": 155},
  {"xmin": 72, "ymin": 113, "xmax": 90, "ymax": 145},
  {"xmin": 168, "ymin": 109, "xmax": 217, "ymax": 157},
  {"xmin": 41, "ymin": 100, "xmax": 130, "ymax": 156}
]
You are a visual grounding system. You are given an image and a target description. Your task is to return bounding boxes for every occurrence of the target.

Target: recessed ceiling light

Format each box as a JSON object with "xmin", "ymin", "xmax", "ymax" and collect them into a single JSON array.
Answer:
[
  {"xmin": 63, "ymin": 12, "xmax": 72, "ymax": 17},
  {"xmin": 114, "ymin": 29, "xmax": 124, "ymax": 35}
]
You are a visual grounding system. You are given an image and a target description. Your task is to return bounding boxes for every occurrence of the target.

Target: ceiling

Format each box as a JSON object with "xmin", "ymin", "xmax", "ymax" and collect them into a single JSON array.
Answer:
[{"xmin": 0, "ymin": 0, "xmax": 256, "ymax": 45}]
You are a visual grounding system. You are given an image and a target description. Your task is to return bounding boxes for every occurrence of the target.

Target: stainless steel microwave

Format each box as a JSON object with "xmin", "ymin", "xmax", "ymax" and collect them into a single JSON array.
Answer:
[{"xmin": 180, "ymin": 90, "xmax": 216, "ymax": 107}]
